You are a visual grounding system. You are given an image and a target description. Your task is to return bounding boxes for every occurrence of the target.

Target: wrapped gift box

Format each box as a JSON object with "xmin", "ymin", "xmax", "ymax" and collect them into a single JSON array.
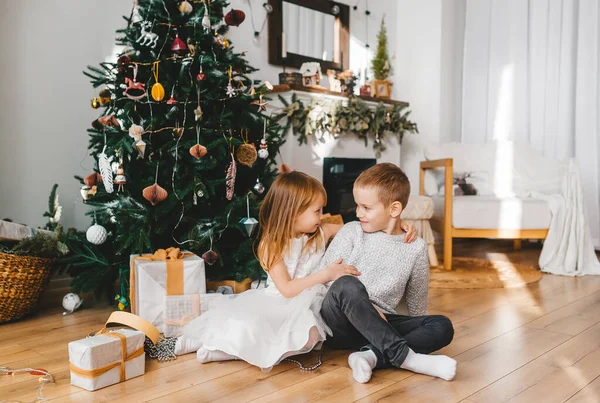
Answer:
[
  {"xmin": 68, "ymin": 329, "xmax": 145, "ymax": 391},
  {"xmin": 130, "ymin": 248, "xmax": 205, "ymax": 335}
]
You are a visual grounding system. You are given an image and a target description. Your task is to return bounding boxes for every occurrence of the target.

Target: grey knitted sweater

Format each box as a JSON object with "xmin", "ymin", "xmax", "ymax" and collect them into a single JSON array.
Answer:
[{"xmin": 318, "ymin": 221, "xmax": 429, "ymax": 316}]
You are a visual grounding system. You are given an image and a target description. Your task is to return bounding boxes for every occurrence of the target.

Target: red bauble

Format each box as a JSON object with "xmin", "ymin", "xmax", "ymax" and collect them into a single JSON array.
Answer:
[
  {"xmin": 196, "ymin": 72, "xmax": 206, "ymax": 81},
  {"xmin": 117, "ymin": 54, "xmax": 131, "ymax": 74},
  {"xmin": 202, "ymin": 250, "xmax": 219, "ymax": 265},
  {"xmin": 171, "ymin": 35, "xmax": 187, "ymax": 53},
  {"xmin": 224, "ymin": 9, "xmax": 246, "ymax": 26}
]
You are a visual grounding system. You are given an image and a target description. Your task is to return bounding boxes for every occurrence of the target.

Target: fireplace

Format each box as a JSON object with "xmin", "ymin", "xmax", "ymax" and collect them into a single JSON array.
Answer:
[{"xmin": 323, "ymin": 157, "xmax": 377, "ymax": 223}]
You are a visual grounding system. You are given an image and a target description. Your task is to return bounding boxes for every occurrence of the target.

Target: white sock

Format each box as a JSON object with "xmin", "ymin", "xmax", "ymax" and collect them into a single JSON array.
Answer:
[
  {"xmin": 196, "ymin": 346, "xmax": 238, "ymax": 363},
  {"xmin": 174, "ymin": 336, "xmax": 203, "ymax": 356},
  {"xmin": 399, "ymin": 348, "xmax": 457, "ymax": 381},
  {"xmin": 348, "ymin": 350, "xmax": 378, "ymax": 383}
]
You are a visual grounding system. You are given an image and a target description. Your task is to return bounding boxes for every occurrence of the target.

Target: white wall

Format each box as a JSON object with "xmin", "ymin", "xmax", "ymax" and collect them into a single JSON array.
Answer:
[
  {"xmin": 0, "ymin": 0, "xmax": 404, "ymax": 230},
  {"xmin": 395, "ymin": 0, "xmax": 465, "ymax": 193}
]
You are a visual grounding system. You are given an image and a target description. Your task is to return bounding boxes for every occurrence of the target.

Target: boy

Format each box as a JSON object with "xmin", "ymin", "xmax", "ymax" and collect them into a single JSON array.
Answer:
[{"xmin": 318, "ymin": 163, "xmax": 456, "ymax": 383}]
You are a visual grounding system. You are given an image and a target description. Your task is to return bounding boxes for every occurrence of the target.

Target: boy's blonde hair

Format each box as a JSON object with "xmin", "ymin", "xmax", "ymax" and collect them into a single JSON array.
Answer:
[
  {"xmin": 354, "ymin": 163, "xmax": 410, "ymax": 209},
  {"xmin": 257, "ymin": 171, "xmax": 326, "ymax": 271}
]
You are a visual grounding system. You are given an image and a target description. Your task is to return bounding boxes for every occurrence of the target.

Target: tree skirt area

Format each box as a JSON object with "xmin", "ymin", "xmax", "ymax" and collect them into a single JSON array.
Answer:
[{"xmin": 429, "ymin": 257, "xmax": 542, "ymax": 289}]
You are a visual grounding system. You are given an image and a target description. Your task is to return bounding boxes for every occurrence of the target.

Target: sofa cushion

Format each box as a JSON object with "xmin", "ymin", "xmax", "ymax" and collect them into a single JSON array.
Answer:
[{"xmin": 432, "ymin": 195, "xmax": 551, "ymax": 230}]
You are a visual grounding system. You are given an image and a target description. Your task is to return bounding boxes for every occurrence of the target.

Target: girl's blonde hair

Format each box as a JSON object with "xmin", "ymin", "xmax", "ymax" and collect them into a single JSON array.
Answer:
[{"xmin": 257, "ymin": 171, "xmax": 327, "ymax": 271}]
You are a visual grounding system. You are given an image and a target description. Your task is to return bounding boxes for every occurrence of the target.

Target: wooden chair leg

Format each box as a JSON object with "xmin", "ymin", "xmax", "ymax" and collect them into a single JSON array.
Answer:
[
  {"xmin": 513, "ymin": 239, "xmax": 522, "ymax": 251},
  {"xmin": 444, "ymin": 229, "xmax": 453, "ymax": 271}
]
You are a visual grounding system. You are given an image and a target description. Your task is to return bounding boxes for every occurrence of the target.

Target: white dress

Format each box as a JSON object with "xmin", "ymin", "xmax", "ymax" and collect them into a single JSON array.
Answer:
[{"xmin": 181, "ymin": 232, "xmax": 331, "ymax": 371}]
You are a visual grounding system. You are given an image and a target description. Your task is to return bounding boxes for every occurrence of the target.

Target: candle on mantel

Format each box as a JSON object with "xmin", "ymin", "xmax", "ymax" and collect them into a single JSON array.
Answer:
[{"xmin": 281, "ymin": 32, "xmax": 287, "ymax": 59}]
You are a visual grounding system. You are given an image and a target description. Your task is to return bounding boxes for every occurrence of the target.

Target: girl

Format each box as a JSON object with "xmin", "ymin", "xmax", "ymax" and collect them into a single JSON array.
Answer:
[{"xmin": 177, "ymin": 171, "xmax": 415, "ymax": 371}]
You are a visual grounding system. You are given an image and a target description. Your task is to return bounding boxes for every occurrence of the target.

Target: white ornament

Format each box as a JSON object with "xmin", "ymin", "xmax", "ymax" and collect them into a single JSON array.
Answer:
[
  {"xmin": 226, "ymin": 82, "xmax": 235, "ymax": 97},
  {"xmin": 86, "ymin": 224, "xmax": 108, "ymax": 245},
  {"xmin": 258, "ymin": 148, "xmax": 269, "ymax": 159},
  {"xmin": 62, "ymin": 292, "xmax": 83, "ymax": 315},
  {"xmin": 129, "ymin": 123, "xmax": 144, "ymax": 142},
  {"xmin": 98, "ymin": 152, "xmax": 114, "ymax": 193},
  {"xmin": 136, "ymin": 21, "xmax": 158, "ymax": 48},
  {"xmin": 202, "ymin": 11, "xmax": 211, "ymax": 31},
  {"xmin": 179, "ymin": 0, "xmax": 193, "ymax": 14}
]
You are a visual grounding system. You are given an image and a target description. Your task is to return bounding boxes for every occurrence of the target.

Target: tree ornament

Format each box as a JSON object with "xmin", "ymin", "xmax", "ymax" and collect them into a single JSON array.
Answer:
[
  {"xmin": 135, "ymin": 139, "xmax": 147, "ymax": 158},
  {"xmin": 196, "ymin": 55, "xmax": 206, "ymax": 81},
  {"xmin": 236, "ymin": 131, "xmax": 257, "ymax": 167},
  {"xmin": 123, "ymin": 64, "xmax": 147, "ymax": 101},
  {"xmin": 258, "ymin": 139, "xmax": 269, "ymax": 159},
  {"xmin": 173, "ymin": 122, "xmax": 184, "ymax": 137},
  {"xmin": 194, "ymin": 106, "xmax": 203, "ymax": 121},
  {"xmin": 131, "ymin": 1, "xmax": 143, "ymax": 24},
  {"xmin": 202, "ymin": 235, "xmax": 218, "ymax": 265},
  {"xmin": 115, "ymin": 163, "xmax": 126, "ymax": 192},
  {"xmin": 167, "ymin": 86, "xmax": 177, "ymax": 105},
  {"xmin": 225, "ymin": 9, "xmax": 246, "ymax": 26},
  {"xmin": 189, "ymin": 144, "xmax": 207, "ymax": 159},
  {"xmin": 385, "ymin": 112, "xmax": 391, "ymax": 123},
  {"xmin": 253, "ymin": 178, "xmax": 265, "ymax": 194},
  {"xmin": 250, "ymin": 94, "xmax": 268, "ymax": 112},
  {"xmin": 136, "ymin": 21, "xmax": 158, "ymax": 48},
  {"xmin": 86, "ymin": 223, "xmax": 108, "ymax": 245},
  {"xmin": 258, "ymin": 119, "xmax": 269, "ymax": 159},
  {"xmin": 171, "ymin": 34, "xmax": 187, "ymax": 53},
  {"xmin": 226, "ymin": 83, "xmax": 235, "ymax": 97},
  {"xmin": 117, "ymin": 54, "xmax": 131, "ymax": 74},
  {"xmin": 202, "ymin": 1, "xmax": 211, "ymax": 32},
  {"xmin": 80, "ymin": 185, "xmax": 97, "ymax": 201},
  {"xmin": 99, "ymin": 89, "xmax": 112, "ymax": 105},
  {"xmin": 98, "ymin": 148, "xmax": 114, "ymax": 193},
  {"xmin": 91, "ymin": 97, "xmax": 100, "ymax": 109},
  {"xmin": 143, "ymin": 165, "xmax": 168, "ymax": 206},
  {"xmin": 151, "ymin": 62, "xmax": 165, "ymax": 101},
  {"xmin": 225, "ymin": 65, "xmax": 235, "ymax": 97},
  {"xmin": 222, "ymin": 38, "xmax": 230, "ymax": 49},
  {"xmin": 202, "ymin": 250, "xmax": 218, "ymax": 265},
  {"xmin": 62, "ymin": 293, "xmax": 83, "ymax": 315},
  {"xmin": 128, "ymin": 123, "xmax": 144, "ymax": 141},
  {"xmin": 374, "ymin": 131, "xmax": 381, "ymax": 145},
  {"xmin": 97, "ymin": 114, "xmax": 120, "ymax": 128},
  {"xmin": 225, "ymin": 153, "xmax": 237, "ymax": 200},
  {"xmin": 179, "ymin": 0, "xmax": 193, "ymax": 14},
  {"xmin": 84, "ymin": 172, "xmax": 102, "ymax": 187},
  {"xmin": 239, "ymin": 194, "xmax": 258, "ymax": 236}
]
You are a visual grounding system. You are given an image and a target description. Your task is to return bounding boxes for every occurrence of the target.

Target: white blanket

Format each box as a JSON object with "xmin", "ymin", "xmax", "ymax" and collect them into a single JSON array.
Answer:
[{"xmin": 520, "ymin": 159, "xmax": 600, "ymax": 276}]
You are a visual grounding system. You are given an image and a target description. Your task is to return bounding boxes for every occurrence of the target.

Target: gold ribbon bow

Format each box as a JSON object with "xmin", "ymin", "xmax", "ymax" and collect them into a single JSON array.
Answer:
[
  {"xmin": 130, "ymin": 248, "xmax": 194, "ymax": 314},
  {"xmin": 69, "ymin": 330, "xmax": 144, "ymax": 382}
]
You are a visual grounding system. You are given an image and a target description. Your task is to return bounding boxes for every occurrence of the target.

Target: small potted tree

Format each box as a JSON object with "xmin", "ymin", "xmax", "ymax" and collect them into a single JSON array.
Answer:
[{"xmin": 371, "ymin": 17, "xmax": 392, "ymax": 99}]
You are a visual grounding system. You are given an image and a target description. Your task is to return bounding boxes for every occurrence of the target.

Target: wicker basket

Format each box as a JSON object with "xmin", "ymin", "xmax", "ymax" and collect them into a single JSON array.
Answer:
[{"xmin": 0, "ymin": 251, "xmax": 54, "ymax": 324}]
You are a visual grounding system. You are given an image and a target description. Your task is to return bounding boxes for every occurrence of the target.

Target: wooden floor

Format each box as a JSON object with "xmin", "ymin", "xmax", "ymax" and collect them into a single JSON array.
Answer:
[{"xmin": 2, "ymin": 239, "xmax": 600, "ymax": 402}]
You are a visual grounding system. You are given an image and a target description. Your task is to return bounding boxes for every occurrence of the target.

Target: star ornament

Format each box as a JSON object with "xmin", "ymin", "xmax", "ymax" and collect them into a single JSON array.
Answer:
[
  {"xmin": 250, "ymin": 94, "xmax": 268, "ymax": 112},
  {"xmin": 226, "ymin": 83, "xmax": 236, "ymax": 98}
]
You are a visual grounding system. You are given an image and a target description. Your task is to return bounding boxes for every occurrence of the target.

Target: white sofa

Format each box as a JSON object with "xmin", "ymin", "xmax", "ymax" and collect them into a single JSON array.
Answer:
[{"xmin": 420, "ymin": 142, "xmax": 553, "ymax": 271}]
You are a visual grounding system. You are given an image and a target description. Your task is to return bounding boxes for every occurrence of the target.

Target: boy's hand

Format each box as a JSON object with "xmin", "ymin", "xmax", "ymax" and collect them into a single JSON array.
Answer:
[
  {"xmin": 400, "ymin": 220, "xmax": 417, "ymax": 243},
  {"xmin": 373, "ymin": 304, "xmax": 388, "ymax": 322},
  {"xmin": 325, "ymin": 258, "xmax": 361, "ymax": 282}
]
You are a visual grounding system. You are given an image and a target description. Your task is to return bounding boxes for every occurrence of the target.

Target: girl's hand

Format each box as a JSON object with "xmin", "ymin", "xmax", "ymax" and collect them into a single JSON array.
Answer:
[
  {"xmin": 401, "ymin": 220, "xmax": 417, "ymax": 243},
  {"xmin": 325, "ymin": 258, "xmax": 361, "ymax": 282}
]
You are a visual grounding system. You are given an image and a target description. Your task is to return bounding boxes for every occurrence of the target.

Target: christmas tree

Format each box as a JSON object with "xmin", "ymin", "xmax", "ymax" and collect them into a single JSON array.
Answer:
[
  {"xmin": 371, "ymin": 17, "xmax": 391, "ymax": 80},
  {"xmin": 62, "ymin": 0, "xmax": 285, "ymax": 305}
]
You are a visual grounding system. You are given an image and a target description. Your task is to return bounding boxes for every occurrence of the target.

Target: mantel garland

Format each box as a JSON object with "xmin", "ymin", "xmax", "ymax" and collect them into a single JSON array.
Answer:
[{"xmin": 272, "ymin": 93, "xmax": 419, "ymax": 157}]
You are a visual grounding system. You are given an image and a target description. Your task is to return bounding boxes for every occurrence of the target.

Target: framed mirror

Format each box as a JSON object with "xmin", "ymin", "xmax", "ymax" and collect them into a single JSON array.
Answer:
[{"xmin": 268, "ymin": 0, "xmax": 349, "ymax": 71}]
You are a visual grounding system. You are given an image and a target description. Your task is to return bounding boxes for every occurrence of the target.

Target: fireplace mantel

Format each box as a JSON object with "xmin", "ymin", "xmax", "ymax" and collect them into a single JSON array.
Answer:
[
  {"xmin": 270, "ymin": 84, "xmax": 409, "ymax": 108},
  {"xmin": 271, "ymin": 87, "xmax": 403, "ymax": 184}
]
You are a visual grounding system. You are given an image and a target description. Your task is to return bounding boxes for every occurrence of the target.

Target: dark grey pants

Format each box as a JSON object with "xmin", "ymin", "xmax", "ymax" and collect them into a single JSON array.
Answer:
[{"xmin": 320, "ymin": 276, "xmax": 454, "ymax": 368}]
